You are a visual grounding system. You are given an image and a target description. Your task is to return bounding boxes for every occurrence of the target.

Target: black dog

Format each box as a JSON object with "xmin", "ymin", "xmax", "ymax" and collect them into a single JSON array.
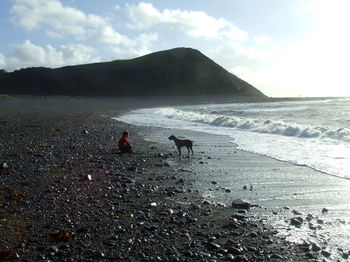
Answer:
[{"xmin": 168, "ymin": 135, "xmax": 193, "ymax": 157}]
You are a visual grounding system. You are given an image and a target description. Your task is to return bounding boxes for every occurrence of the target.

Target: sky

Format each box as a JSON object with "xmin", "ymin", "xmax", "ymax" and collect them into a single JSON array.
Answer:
[{"xmin": 0, "ymin": 0, "xmax": 349, "ymax": 97}]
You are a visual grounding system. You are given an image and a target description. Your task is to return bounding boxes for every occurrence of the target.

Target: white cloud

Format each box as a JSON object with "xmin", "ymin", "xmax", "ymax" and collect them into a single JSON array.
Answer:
[
  {"xmin": 135, "ymin": 33, "xmax": 158, "ymax": 48},
  {"xmin": 0, "ymin": 54, "xmax": 5, "ymax": 69},
  {"xmin": 110, "ymin": 46, "xmax": 149, "ymax": 59},
  {"xmin": 89, "ymin": 26, "xmax": 131, "ymax": 45},
  {"xmin": 59, "ymin": 44, "xmax": 100, "ymax": 64},
  {"xmin": 126, "ymin": 2, "xmax": 160, "ymax": 29},
  {"xmin": 230, "ymin": 65, "xmax": 250, "ymax": 76},
  {"xmin": 214, "ymin": 42, "xmax": 276, "ymax": 63},
  {"xmin": 9, "ymin": 0, "xmax": 157, "ymax": 58},
  {"xmin": 3, "ymin": 40, "xmax": 100, "ymax": 71},
  {"xmin": 46, "ymin": 30, "xmax": 64, "ymax": 39},
  {"xmin": 88, "ymin": 26, "xmax": 158, "ymax": 58},
  {"xmin": 220, "ymin": 25, "xmax": 248, "ymax": 42},
  {"xmin": 125, "ymin": 2, "xmax": 247, "ymax": 41},
  {"xmin": 11, "ymin": 0, "xmax": 107, "ymax": 38},
  {"xmin": 110, "ymin": 33, "xmax": 158, "ymax": 59},
  {"xmin": 253, "ymin": 34, "xmax": 271, "ymax": 44},
  {"xmin": 1, "ymin": 36, "xmax": 159, "ymax": 71}
]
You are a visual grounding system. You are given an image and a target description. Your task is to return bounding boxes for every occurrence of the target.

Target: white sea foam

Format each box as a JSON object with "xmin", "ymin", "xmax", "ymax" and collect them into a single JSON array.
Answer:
[
  {"xmin": 115, "ymin": 98, "xmax": 350, "ymax": 261},
  {"xmin": 115, "ymin": 98, "xmax": 350, "ymax": 179}
]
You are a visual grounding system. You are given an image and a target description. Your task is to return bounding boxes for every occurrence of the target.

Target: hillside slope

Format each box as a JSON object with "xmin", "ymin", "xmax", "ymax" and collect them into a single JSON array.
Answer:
[{"xmin": 0, "ymin": 47, "xmax": 265, "ymax": 97}]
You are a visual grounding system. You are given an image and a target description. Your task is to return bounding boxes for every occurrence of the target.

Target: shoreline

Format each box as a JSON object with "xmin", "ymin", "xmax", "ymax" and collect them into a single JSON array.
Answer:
[
  {"xmin": 0, "ymin": 96, "xmax": 341, "ymax": 261},
  {"xmin": 124, "ymin": 105, "xmax": 350, "ymax": 261}
]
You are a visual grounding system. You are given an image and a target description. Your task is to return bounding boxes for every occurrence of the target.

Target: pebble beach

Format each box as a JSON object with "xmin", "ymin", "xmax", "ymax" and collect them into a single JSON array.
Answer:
[{"xmin": 0, "ymin": 96, "xmax": 326, "ymax": 261}]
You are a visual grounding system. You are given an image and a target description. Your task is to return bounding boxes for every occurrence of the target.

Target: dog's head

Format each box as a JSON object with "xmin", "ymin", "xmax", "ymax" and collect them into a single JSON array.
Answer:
[{"xmin": 168, "ymin": 135, "xmax": 175, "ymax": 141}]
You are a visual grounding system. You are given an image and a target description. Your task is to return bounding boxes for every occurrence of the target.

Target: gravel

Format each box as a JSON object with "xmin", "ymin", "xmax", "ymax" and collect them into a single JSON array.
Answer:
[{"xmin": 0, "ymin": 105, "xmax": 316, "ymax": 261}]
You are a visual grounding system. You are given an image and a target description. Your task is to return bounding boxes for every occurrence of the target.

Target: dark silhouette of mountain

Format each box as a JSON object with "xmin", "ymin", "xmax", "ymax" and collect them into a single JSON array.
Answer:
[{"xmin": 0, "ymin": 47, "xmax": 266, "ymax": 97}]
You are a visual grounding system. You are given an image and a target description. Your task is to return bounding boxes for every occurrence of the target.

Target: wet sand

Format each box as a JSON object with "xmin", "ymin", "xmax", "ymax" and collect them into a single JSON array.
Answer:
[
  {"xmin": 0, "ymin": 96, "xmax": 344, "ymax": 261},
  {"xmin": 135, "ymin": 124, "xmax": 350, "ymax": 261}
]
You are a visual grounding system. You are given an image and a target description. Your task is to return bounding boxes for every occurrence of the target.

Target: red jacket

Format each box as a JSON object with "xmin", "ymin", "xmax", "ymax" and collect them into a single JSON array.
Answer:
[{"xmin": 118, "ymin": 136, "xmax": 132, "ymax": 149}]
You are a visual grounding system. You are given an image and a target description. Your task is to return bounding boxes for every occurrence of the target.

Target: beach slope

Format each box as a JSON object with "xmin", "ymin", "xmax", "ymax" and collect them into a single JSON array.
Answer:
[{"xmin": 0, "ymin": 96, "xmax": 319, "ymax": 261}]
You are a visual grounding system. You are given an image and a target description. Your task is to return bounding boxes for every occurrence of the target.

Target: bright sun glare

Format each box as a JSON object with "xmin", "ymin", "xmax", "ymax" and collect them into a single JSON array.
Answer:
[{"xmin": 252, "ymin": 0, "xmax": 350, "ymax": 97}]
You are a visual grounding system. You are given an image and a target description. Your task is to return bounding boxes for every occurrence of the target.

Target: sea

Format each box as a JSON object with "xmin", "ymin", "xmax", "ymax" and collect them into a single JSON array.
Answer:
[
  {"xmin": 115, "ymin": 97, "xmax": 350, "ymax": 260},
  {"xmin": 117, "ymin": 97, "xmax": 350, "ymax": 180}
]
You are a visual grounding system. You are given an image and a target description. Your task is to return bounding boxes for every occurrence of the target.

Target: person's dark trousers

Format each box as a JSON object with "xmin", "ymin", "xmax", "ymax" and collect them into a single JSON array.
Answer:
[{"xmin": 120, "ymin": 145, "xmax": 132, "ymax": 153}]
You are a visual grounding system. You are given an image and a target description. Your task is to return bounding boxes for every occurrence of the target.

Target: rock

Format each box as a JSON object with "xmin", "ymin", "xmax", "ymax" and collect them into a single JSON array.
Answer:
[
  {"xmin": 80, "ymin": 174, "xmax": 92, "ymax": 181},
  {"xmin": 308, "ymin": 223, "xmax": 317, "ymax": 230},
  {"xmin": 128, "ymin": 166, "xmax": 137, "ymax": 172},
  {"xmin": 292, "ymin": 209, "xmax": 303, "ymax": 215},
  {"xmin": 305, "ymin": 252, "xmax": 316, "ymax": 259},
  {"xmin": 290, "ymin": 217, "xmax": 303, "ymax": 227},
  {"xmin": 321, "ymin": 250, "xmax": 331, "ymax": 258},
  {"xmin": 311, "ymin": 242, "xmax": 321, "ymax": 252},
  {"xmin": 234, "ymin": 255, "xmax": 249, "ymax": 262},
  {"xmin": 1, "ymin": 162, "xmax": 9, "ymax": 169},
  {"xmin": 316, "ymin": 219, "xmax": 324, "ymax": 224},
  {"xmin": 322, "ymin": 208, "xmax": 329, "ymax": 214},
  {"xmin": 95, "ymin": 251, "xmax": 105, "ymax": 259},
  {"xmin": 149, "ymin": 202, "xmax": 157, "ymax": 208},
  {"xmin": 232, "ymin": 214, "xmax": 246, "ymax": 221},
  {"xmin": 206, "ymin": 242, "xmax": 221, "ymax": 250},
  {"xmin": 199, "ymin": 251, "xmax": 211, "ymax": 257},
  {"xmin": 226, "ymin": 253, "xmax": 235, "ymax": 261},
  {"xmin": 228, "ymin": 247, "xmax": 243, "ymax": 255},
  {"xmin": 49, "ymin": 246, "xmax": 59, "ymax": 253},
  {"xmin": 249, "ymin": 232, "xmax": 258, "ymax": 238},
  {"xmin": 271, "ymin": 254, "xmax": 283, "ymax": 259},
  {"xmin": 163, "ymin": 209, "xmax": 174, "ymax": 215},
  {"xmin": 177, "ymin": 178, "xmax": 185, "ymax": 184},
  {"xmin": 246, "ymin": 246, "xmax": 257, "ymax": 253},
  {"xmin": 306, "ymin": 214, "xmax": 314, "ymax": 221},
  {"xmin": 298, "ymin": 241, "xmax": 311, "ymax": 252},
  {"xmin": 231, "ymin": 199, "xmax": 251, "ymax": 210},
  {"xmin": 223, "ymin": 222, "xmax": 238, "ymax": 230}
]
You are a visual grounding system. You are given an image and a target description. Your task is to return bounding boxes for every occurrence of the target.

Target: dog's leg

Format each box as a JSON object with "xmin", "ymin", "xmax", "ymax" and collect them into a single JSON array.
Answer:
[{"xmin": 177, "ymin": 146, "xmax": 181, "ymax": 157}]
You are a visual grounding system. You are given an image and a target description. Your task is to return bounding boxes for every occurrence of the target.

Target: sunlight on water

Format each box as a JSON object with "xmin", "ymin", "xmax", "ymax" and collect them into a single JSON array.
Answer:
[
  {"xmin": 116, "ymin": 98, "xmax": 350, "ymax": 180},
  {"xmin": 115, "ymin": 97, "xmax": 350, "ymax": 261}
]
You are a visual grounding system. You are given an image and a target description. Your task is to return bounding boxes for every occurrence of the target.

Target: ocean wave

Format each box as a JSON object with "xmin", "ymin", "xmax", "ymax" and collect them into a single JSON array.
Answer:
[{"xmin": 158, "ymin": 107, "xmax": 350, "ymax": 142}]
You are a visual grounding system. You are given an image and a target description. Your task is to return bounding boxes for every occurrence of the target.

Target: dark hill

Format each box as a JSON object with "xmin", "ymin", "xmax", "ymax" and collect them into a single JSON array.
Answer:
[{"xmin": 0, "ymin": 47, "xmax": 265, "ymax": 97}]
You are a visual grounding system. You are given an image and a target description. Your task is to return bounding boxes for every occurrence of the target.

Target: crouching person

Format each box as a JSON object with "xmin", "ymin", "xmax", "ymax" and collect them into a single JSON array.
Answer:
[{"xmin": 118, "ymin": 130, "xmax": 133, "ymax": 153}]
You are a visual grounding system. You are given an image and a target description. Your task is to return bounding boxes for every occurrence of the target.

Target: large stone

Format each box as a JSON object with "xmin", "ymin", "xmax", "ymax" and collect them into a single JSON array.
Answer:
[
  {"xmin": 1, "ymin": 162, "xmax": 9, "ymax": 170},
  {"xmin": 231, "ymin": 199, "xmax": 251, "ymax": 210},
  {"xmin": 290, "ymin": 217, "xmax": 304, "ymax": 227}
]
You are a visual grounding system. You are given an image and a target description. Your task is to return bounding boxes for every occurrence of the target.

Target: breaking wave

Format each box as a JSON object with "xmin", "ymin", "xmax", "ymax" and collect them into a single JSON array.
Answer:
[{"xmin": 156, "ymin": 107, "xmax": 350, "ymax": 143}]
